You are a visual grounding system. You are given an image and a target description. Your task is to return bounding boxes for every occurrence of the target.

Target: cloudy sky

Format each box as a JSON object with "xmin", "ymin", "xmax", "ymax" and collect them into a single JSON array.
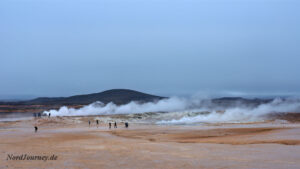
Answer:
[{"xmin": 0, "ymin": 0, "xmax": 299, "ymax": 99}]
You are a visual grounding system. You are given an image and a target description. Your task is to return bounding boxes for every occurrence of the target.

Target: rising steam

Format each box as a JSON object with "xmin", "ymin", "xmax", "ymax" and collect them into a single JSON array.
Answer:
[{"xmin": 43, "ymin": 97, "xmax": 300, "ymax": 124}]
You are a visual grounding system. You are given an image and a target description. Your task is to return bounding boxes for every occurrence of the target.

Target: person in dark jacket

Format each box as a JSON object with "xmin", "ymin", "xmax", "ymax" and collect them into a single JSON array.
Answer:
[
  {"xmin": 114, "ymin": 122, "xmax": 117, "ymax": 128},
  {"xmin": 109, "ymin": 122, "xmax": 111, "ymax": 129},
  {"xmin": 34, "ymin": 126, "xmax": 38, "ymax": 133}
]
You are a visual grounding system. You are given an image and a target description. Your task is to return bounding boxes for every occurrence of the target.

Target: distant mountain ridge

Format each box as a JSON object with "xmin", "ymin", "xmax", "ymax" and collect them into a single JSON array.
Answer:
[
  {"xmin": 0, "ymin": 89, "xmax": 276, "ymax": 114},
  {"xmin": 0, "ymin": 89, "xmax": 274, "ymax": 107},
  {"xmin": 9, "ymin": 89, "xmax": 166, "ymax": 105},
  {"xmin": 211, "ymin": 97, "xmax": 272, "ymax": 107}
]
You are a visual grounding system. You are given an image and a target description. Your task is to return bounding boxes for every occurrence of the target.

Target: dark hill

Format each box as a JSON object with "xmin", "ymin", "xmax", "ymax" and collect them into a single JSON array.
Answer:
[
  {"xmin": 211, "ymin": 97, "xmax": 272, "ymax": 107},
  {"xmin": 23, "ymin": 89, "xmax": 166, "ymax": 105}
]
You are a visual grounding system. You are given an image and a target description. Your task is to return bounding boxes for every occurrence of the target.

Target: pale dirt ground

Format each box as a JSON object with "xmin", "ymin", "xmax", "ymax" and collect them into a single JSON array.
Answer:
[{"xmin": 1, "ymin": 117, "xmax": 300, "ymax": 169}]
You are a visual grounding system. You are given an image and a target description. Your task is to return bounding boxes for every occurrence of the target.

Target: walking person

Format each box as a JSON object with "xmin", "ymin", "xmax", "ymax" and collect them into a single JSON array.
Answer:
[
  {"xmin": 114, "ymin": 122, "xmax": 117, "ymax": 128},
  {"xmin": 34, "ymin": 126, "xmax": 38, "ymax": 133},
  {"xmin": 88, "ymin": 120, "xmax": 91, "ymax": 127},
  {"xmin": 96, "ymin": 120, "xmax": 99, "ymax": 128},
  {"xmin": 109, "ymin": 122, "xmax": 111, "ymax": 129}
]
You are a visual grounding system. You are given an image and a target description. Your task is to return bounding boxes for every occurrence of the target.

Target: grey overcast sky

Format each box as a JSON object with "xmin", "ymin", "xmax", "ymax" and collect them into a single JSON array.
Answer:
[{"xmin": 0, "ymin": 0, "xmax": 300, "ymax": 98}]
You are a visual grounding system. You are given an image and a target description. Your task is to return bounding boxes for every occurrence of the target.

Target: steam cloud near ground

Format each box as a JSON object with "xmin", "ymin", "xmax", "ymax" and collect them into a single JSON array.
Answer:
[{"xmin": 43, "ymin": 97, "xmax": 300, "ymax": 124}]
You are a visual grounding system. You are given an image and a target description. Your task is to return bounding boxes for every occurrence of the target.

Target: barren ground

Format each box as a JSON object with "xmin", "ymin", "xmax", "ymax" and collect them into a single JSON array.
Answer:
[{"xmin": 1, "ymin": 117, "xmax": 300, "ymax": 169}]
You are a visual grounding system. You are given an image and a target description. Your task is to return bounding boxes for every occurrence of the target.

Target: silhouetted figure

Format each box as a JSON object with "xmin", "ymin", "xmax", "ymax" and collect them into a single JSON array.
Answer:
[
  {"xmin": 109, "ymin": 122, "xmax": 111, "ymax": 129},
  {"xmin": 125, "ymin": 122, "xmax": 129, "ymax": 128},
  {"xmin": 88, "ymin": 120, "xmax": 91, "ymax": 127},
  {"xmin": 48, "ymin": 113, "xmax": 51, "ymax": 118},
  {"xmin": 34, "ymin": 126, "xmax": 38, "ymax": 133},
  {"xmin": 114, "ymin": 122, "xmax": 117, "ymax": 128},
  {"xmin": 96, "ymin": 120, "xmax": 99, "ymax": 128}
]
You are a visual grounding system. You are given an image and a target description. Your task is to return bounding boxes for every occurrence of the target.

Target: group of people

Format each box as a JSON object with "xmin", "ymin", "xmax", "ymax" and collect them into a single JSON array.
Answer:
[
  {"xmin": 89, "ymin": 120, "xmax": 129, "ymax": 129},
  {"xmin": 33, "ymin": 113, "xmax": 42, "ymax": 118},
  {"xmin": 33, "ymin": 112, "xmax": 51, "ymax": 133},
  {"xmin": 34, "ymin": 115, "xmax": 129, "ymax": 133},
  {"xmin": 33, "ymin": 112, "xmax": 51, "ymax": 118}
]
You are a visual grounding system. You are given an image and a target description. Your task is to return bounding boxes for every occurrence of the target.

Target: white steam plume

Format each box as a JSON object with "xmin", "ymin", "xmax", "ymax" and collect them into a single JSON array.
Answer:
[
  {"xmin": 44, "ymin": 97, "xmax": 189, "ymax": 116},
  {"xmin": 43, "ymin": 97, "xmax": 300, "ymax": 123},
  {"xmin": 158, "ymin": 98, "xmax": 300, "ymax": 124}
]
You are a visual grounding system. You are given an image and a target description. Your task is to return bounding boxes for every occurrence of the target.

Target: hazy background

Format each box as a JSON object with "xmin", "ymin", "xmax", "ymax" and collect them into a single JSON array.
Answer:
[{"xmin": 0, "ymin": 0, "xmax": 299, "ymax": 99}]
